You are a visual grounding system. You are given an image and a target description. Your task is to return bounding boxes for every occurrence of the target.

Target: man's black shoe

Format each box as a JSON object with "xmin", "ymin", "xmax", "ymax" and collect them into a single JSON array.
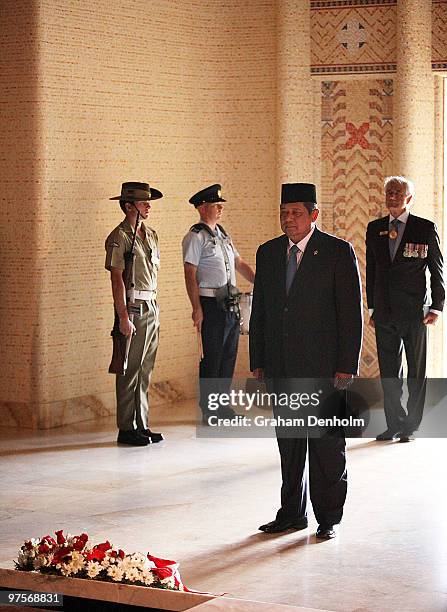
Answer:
[
  {"xmin": 399, "ymin": 433, "xmax": 415, "ymax": 443},
  {"xmin": 258, "ymin": 519, "xmax": 308, "ymax": 533},
  {"xmin": 315, "ymin": 524, "xmax": 336, "ymax": 539},
  {"xmin": 117, "ymin": 430, "xmax": 150, "ymax": 446},
  {"xmin": 376, "ymin": 429, "xmax": 401, "ymax": 441},
  {"xmin": 140, "ymin": 429, "xmax": 164, "ymax": 443}
]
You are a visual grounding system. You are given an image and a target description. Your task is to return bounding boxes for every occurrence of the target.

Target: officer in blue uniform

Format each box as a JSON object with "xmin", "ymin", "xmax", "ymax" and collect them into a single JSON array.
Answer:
[{"xmin": 182, "ymin": 184, "xmax": 255, "ymax": 423}]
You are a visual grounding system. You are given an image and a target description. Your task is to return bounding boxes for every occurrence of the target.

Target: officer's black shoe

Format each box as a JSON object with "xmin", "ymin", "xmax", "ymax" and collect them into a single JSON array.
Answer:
[
  {"xmin": 201, "ymin": 409, "xmax": 214, "ymax": 425},
  {"xmin": 216, "ymin": 406, "xmax": 237, "ymax": 420},
  {"xmin": 117, "ymin": 430, "xmax": 150, "ymax": 446},
  {"xmin": 201, "ymin": 408, "xmax": 239, "ymax": 425},
  {"xmin": 140, "ymin": 429, "xmax": 164, "ymax": 443}
]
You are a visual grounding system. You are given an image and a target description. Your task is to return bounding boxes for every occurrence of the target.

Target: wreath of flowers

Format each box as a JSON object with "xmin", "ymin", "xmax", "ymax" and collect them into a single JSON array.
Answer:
[{"xmin": 15, "ymin": 530, "xmax": 190, "ymax": 592}]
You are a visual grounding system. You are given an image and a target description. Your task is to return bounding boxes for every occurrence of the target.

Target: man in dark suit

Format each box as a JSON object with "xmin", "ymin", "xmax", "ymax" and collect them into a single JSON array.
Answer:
[
  {"xmin": 366, "ymin": 176, "xmax": 444, "ymax": 443},
  {"xmin": 249, "ymin": 183, "xmax": 363, "ymax": 539}
]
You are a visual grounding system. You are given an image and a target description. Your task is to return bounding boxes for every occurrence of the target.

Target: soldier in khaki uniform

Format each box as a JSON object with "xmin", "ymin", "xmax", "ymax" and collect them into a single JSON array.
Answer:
[{"xmin": 106, "ymin": 182, "xmax": 164, "ymax": 446}]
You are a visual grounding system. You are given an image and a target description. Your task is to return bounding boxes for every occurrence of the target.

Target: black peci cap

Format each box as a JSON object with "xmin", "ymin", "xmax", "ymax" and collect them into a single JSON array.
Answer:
[{"xmin": 281, "ymin": 183, "xmax": 317, "ymax": 205}]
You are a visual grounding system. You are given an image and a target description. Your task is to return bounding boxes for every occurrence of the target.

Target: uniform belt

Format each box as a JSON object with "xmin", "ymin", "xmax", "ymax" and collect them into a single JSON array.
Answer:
[
  {"xmin": 128, "ymin": 290, "xmax": 156, "ymax": 300},
  {"xmin": 199, "ymin": 288, "xmax": 218, "ymax": 297}
]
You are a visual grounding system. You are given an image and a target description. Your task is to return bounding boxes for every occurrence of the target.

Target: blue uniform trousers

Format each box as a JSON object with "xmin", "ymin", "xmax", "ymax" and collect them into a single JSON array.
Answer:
[{"xmin": 199, "ymin": 296, "xmax": 240, "ymax": 414}]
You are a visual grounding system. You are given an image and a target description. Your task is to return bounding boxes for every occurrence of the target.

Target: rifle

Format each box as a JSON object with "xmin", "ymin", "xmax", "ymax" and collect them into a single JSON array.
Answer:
[{"xmin": 108, "ymin": 211, "xmax": 142, "ymax": 375}]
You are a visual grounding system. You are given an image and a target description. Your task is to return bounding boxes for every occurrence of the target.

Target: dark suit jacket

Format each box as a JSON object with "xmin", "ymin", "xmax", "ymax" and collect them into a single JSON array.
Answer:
[
  {"xmin": 249, "ymin": 228, "xmax": 363, "ymax": 378},
  {"xmin": 366, "ymin": 213, "xmax": 445, "ymax": 323}
]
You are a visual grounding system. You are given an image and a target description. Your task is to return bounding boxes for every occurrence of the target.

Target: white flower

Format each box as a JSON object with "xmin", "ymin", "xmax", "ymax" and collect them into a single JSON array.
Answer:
[
  {"xmin": 107, "ymin": 555, "xmax": 118, "ymax": 565},
  {"xmin": 100, "ymin": 556, "xmax": 110, "ymax": 569},
  {"xmin": 141, "ymin": 570, "xmax": 155, "ymax": 586},
  {"xmin": 120, "ymin": 557, "xmax": 134, "ymax": 574},
  {"xmin": 129, "ymin": 553, "xmax": 147, "ymax": 570},
  {"xmin": 17, "ymin": 551, "xmax": 31, "ymax": 568},
  {"xmin": 59, "ymin": 551, "xmax": 85, "ymax": 577},
  {"xmin": 34, "ymin": 556, "xmax": 52, "ymax": 570},
  {"xmin": 87, "ymin": 562, "xmax": 102, "ymax": 578},
  {"xmin": 107, "ymin": 565, "xmax": 124, "ymax": 582},
  {"xmin": 60, "ymin": 564, "xmax": 72, "ymax": 577},
  {"xmin": 161, "ymin": 576, "xmax": 176, "ymax": 589},
  {"xmin": 125, "ymin": 567, "xmax": 142, "ymax": 583},
  {"xmin": 69, "ymin": 551, "xmax": 85, "ymax": 575}
]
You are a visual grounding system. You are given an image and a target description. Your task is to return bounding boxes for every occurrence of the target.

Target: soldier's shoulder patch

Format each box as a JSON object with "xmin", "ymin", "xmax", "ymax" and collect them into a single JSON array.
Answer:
[{"xmin": 190, "ymin": 224, "xmax": 202, "ymax": 233}]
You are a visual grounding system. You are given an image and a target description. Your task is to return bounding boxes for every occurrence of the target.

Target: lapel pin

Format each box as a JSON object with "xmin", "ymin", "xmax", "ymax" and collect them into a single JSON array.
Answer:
[
  {"xmin": 313, "ymin": 250, "xmax": 318, "ymax": 255},
  {"xmin": 379, "ymin": 230, "xmax": 388, "ymax": 236}
]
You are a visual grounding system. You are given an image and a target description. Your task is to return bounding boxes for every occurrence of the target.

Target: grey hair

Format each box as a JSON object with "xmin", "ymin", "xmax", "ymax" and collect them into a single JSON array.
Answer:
[{"xmin": 384, "ymin": 175, "xmax": 415, "ymax": 197}]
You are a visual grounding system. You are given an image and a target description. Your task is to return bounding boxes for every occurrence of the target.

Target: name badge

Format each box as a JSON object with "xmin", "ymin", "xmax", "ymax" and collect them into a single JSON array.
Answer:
[{"xmin": 403, "ymin": 243, "xmax": 428, "ymax": 259}]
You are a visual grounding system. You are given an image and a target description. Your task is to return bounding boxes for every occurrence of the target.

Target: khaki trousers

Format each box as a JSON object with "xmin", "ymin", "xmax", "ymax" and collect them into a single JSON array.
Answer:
[{"xmin": 116, "ymin": 300, "xmax": 159, "ymax": 431}]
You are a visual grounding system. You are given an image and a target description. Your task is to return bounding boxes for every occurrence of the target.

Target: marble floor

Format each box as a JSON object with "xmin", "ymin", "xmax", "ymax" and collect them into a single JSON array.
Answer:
[{"xmin": 1, "ymin": 399, "xmax": 446, "ymax": 612}]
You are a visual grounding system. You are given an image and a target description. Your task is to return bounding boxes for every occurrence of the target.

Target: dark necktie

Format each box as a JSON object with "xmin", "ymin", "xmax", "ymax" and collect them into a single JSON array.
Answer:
[
  {"xmin": 389, "ymin": 219, "xmax": 401, "ymax": 260},
  {"xmin": 286, "ymin": 244, "xmax": 300, "ymax": 294}
]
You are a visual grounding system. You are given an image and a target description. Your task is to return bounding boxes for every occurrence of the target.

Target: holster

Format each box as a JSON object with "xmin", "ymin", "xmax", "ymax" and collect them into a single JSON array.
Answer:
[{"xmin": 215, "ymin": 284, "xmax": 242, "ymax": 318}]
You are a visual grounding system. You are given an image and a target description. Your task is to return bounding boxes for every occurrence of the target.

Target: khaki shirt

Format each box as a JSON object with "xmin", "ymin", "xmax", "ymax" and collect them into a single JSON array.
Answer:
[{"xmin": 105, "ymin": 219, "xmax": 160, "ymax": 292}]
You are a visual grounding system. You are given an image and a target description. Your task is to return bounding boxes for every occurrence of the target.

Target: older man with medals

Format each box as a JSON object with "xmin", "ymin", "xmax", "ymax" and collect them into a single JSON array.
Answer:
[{"xmin": 366, "ymin": 176, "xmax": 445, "ymax": 442}]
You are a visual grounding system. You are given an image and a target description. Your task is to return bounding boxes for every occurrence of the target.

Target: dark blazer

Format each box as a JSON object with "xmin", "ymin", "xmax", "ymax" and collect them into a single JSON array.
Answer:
[
  {"xmin": 249, "ymin": 228, "xmax": 363, "ymax": 378},
  {"xmin": 366, "ymin": 213, "xmax": 445, "ymax": 323}
]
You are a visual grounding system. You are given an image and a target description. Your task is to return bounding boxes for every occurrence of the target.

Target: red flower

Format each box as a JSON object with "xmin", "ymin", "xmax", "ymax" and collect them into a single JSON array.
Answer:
[
  {"xmin": 85, "ymin": 542, "xmax": 112, "ymax": 562},
  {"xmin": 72, "ymin": 534, "xmax": 88, "ymax": 551},
  {"xmin": 147, "ymin": 554, "xmax": 176, "ymax": 568},
  {"xmin": 38, "ymin": 543, "xmax": 50, "ymax": 555},
  {"xmin": 152, "ymin": 567, "xmax": 173, "ymax": 580},
  {"xmin": 51, "ymin": 546, "xmax": 73, "ymax": 565},
  {"xmin": 96, "ymin": 541, "xmax": 112, "ymax": 552},
  {"xmin": 110, "ymin": 549, "xmax": 125, "ymax": 560},
  {"xmin": 86, "ymin": 549, "xmax": 106, "ymax": 562},
  {"xmin": 40, "ymin": 536, "xmax": 56, "ymax": 547},
  {"xmin": 55, "ymin": 530, "xmax": 66, "ymax": 545}
]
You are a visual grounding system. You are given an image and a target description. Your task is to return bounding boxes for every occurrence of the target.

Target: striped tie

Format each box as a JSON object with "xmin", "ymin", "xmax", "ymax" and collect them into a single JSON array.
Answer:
[{"xmin": 389, "ymin": 219, "xmax": 401, "ymax": 260}]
